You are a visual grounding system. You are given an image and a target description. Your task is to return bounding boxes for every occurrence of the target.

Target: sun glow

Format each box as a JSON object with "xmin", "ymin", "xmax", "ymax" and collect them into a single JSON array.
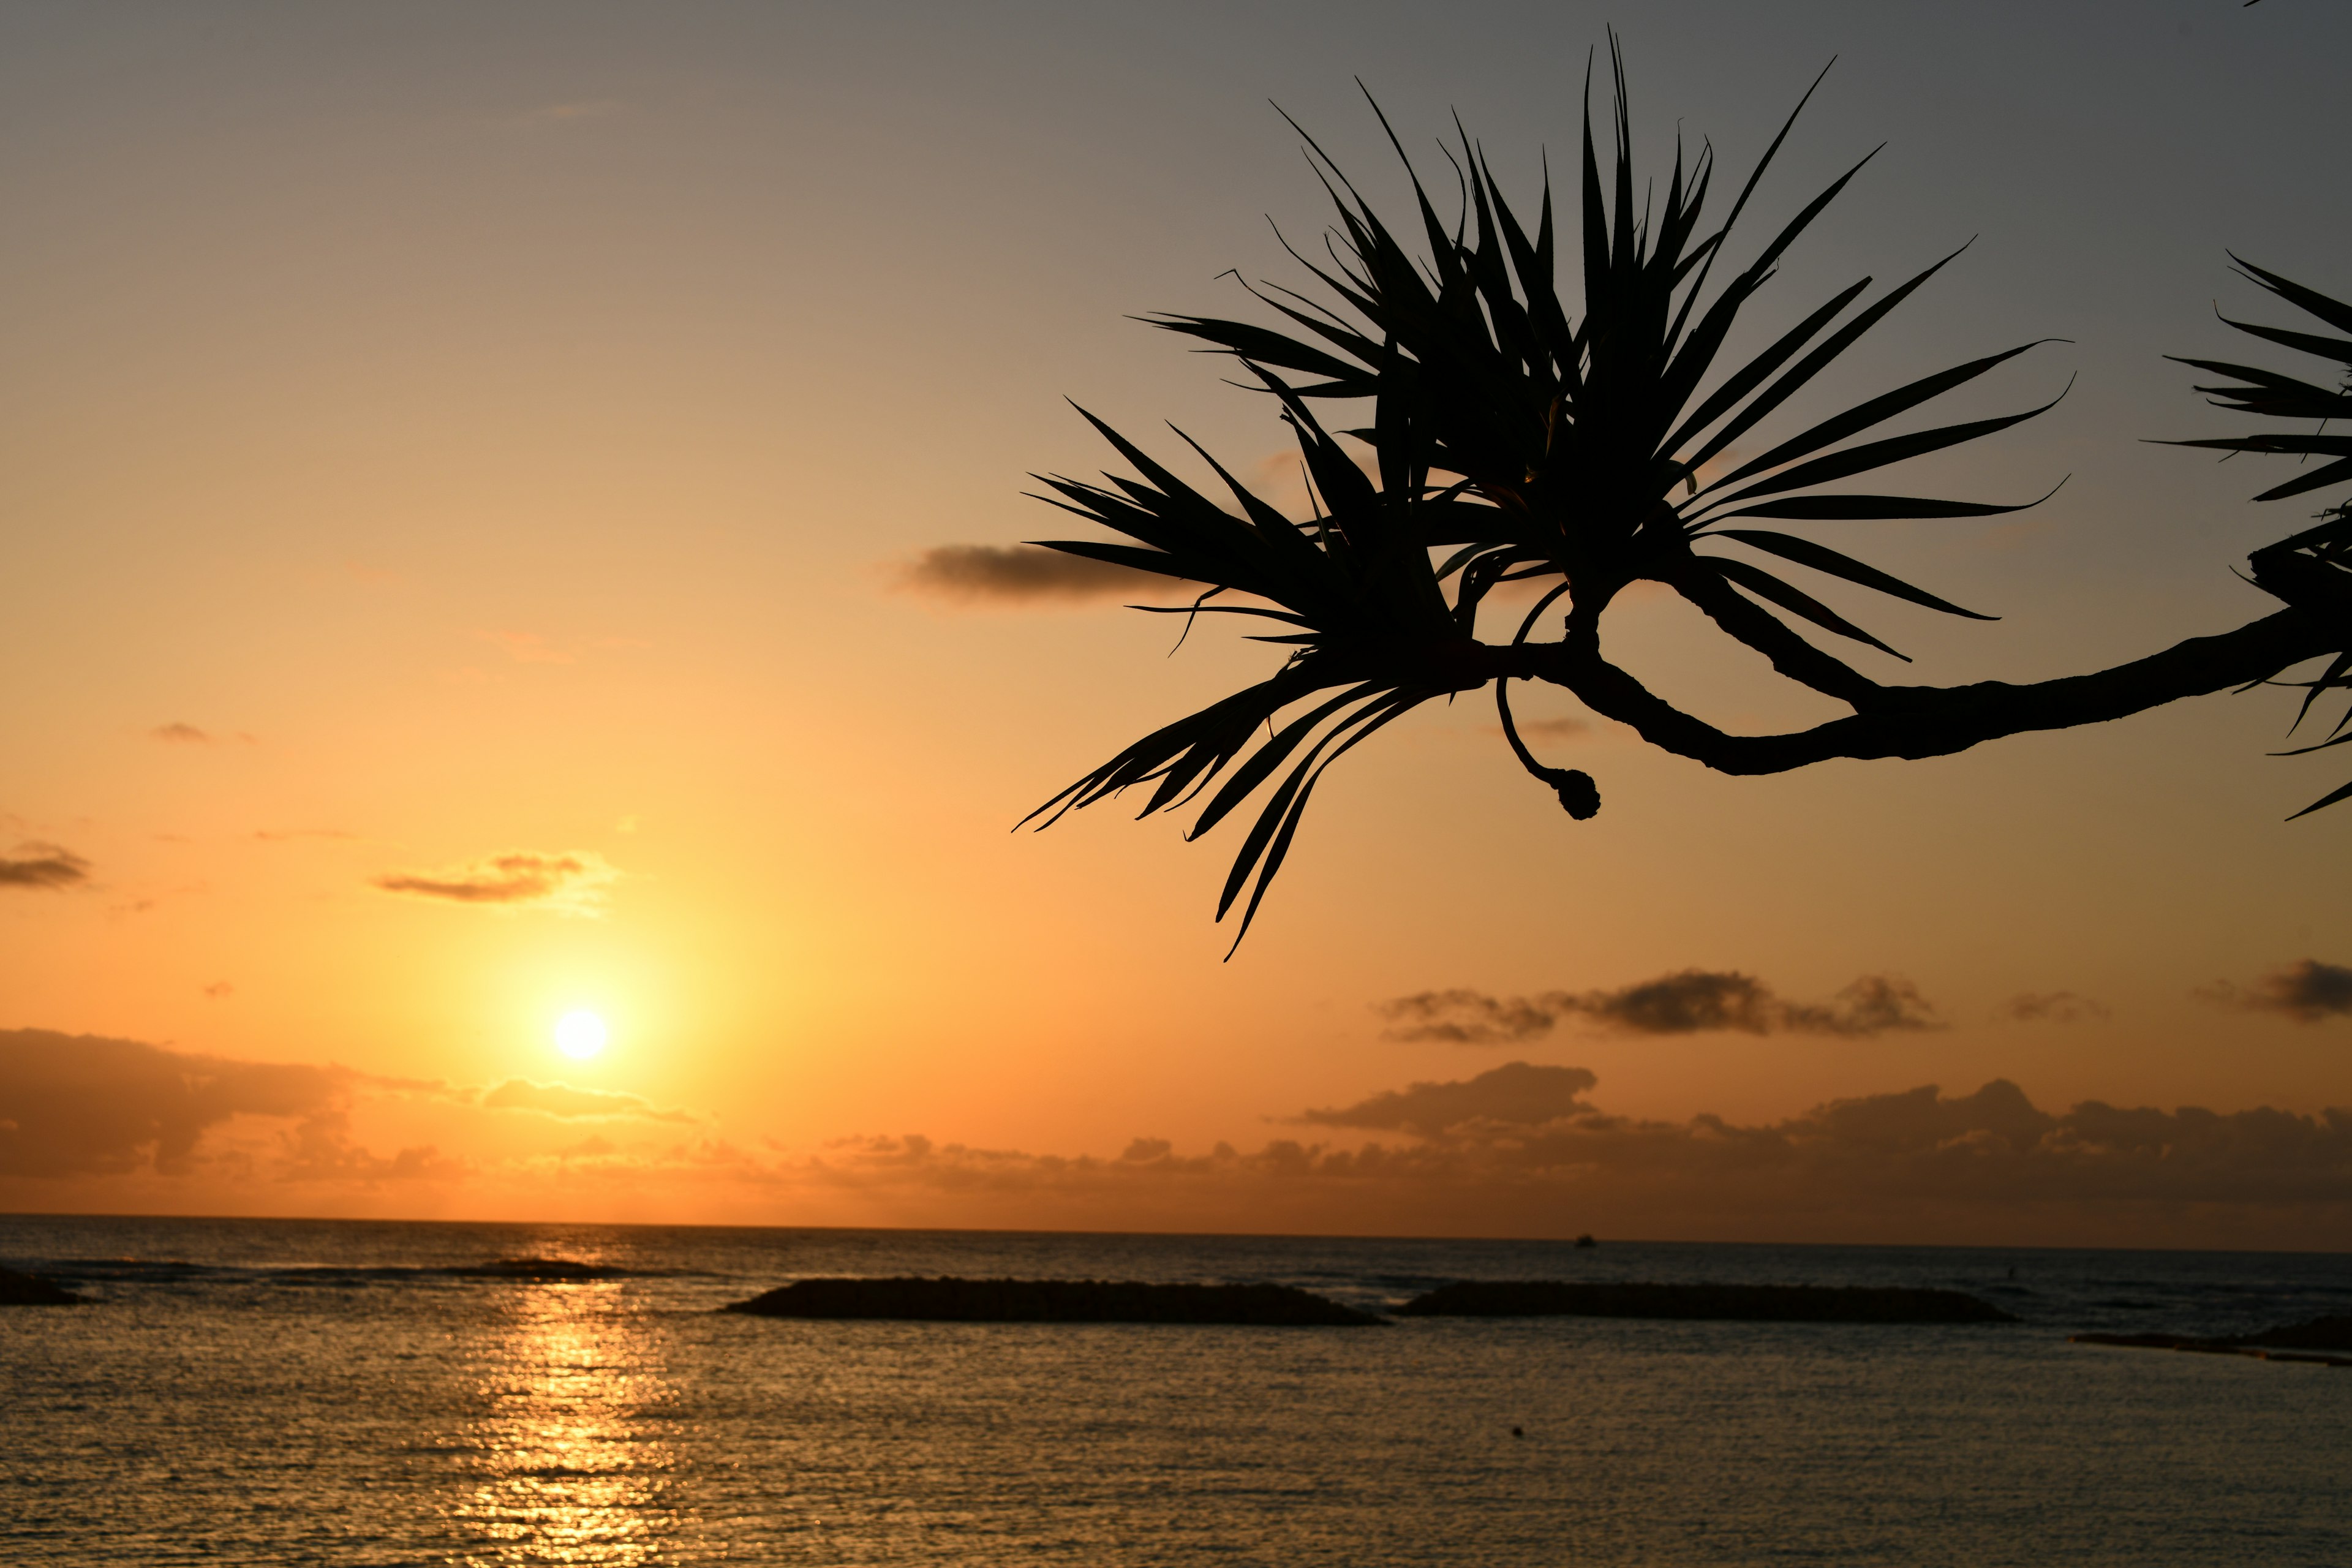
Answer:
[{"xmin": 554, "ymin": 1009, "xmax": 609, "ymax": 1061}]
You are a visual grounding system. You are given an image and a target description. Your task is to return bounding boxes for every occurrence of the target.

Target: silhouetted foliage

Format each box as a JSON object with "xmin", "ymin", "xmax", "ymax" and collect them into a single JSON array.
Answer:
[
  {"xmin": 2165, "ymin": 258, "xmax": 2352, "ymax": 816},
  {"xmin": 1024, "ymin": 39, "xmax": 2352, "ymax": 949}
]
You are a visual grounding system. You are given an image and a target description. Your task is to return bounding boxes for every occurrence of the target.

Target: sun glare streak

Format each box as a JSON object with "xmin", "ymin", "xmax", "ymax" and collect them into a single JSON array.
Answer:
[{"xmin": 556, "ymin": 1010, "xmax": 609, "ymax": 1060}]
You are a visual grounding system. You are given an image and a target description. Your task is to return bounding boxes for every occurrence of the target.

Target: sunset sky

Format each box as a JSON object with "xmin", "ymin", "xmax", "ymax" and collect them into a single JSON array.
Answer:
[{"xmin": 5, "ymin": 0, "xmax": 2350, "ymax": 1246}]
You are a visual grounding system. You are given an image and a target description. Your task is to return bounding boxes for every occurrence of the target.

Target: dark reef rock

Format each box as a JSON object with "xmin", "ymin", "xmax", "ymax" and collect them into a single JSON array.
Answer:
[
  {"xmin": 2242, "ymin": 1315, "xmax": 2352, "ymax": 1353},
  {"xmin": 2072, "ymin": 1317, "xmax": 2352, "ymax": 1367},
  {"xmin": 722, "ymin": 1276, "xmax": 1383, "ymax": 1325},
  {"xmin": 1398, "ymin": 1280, "xmax": 2015, "ymax": 1324},
  {"xmin": 0, "ymin": 1265, "xmax": 87, "ymax": 1305},
  {"xmin": 2070, "ymin": 1333, "xmax": 2244, "ymax": 1354}
]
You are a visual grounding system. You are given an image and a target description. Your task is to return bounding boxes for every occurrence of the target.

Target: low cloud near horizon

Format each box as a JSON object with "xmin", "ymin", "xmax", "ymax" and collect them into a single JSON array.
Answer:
[
  {"xmin": 370, "ymin": 850, "xmax": 617, "ymax": 915},
  {"xmin": 0, "ymin": 842, "xmax": 92, "ymax": 891},
  {"xmin": 481, "ymin": 1079, "xmax": 695, "ymax": 1123},
  {"xmin": 7, "ymin": 1028, "xmax": 2348, "ymax": 1247},
  {"xmin": 894, "ymin": 543, "xmax": 1171, "ymax": 605},
  {"xmin": 2204, "ymin": 960, "xmax": 2352, "ymax": 1023},
  {"xmin": 1377, "ymin": 970, "xmax": 1940, "ymax": 1044}
]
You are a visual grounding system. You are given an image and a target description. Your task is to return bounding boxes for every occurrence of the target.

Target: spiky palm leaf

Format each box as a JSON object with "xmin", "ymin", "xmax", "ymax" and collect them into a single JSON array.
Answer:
[
  {"xmin": 2165, "ymin": 257, "xmax": 2352, "ymax": 816},
  {"xmin": 1028, "ymin": 40, "xmax": 2062, "ymax": 948}
]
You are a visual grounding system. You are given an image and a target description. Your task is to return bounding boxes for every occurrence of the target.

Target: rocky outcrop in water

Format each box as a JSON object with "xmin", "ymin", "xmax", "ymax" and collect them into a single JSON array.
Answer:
[
  {"xmin": 2071, "ymin": 1315, "xmax": 2352, "ymax": 1368},
  {"xmin": 0, "ymin": 1265, "xmax": 86, "ymax": 1305},
  {"xmin": 723, "ymin": 1276, "xmax": 1384, "ymax": 1325},
  {"xmin": 2243, "ymin": 1315, "xmax": 2352, "ymax": 1352},
  {"xmin": 1398, "ymin": 1280, "xmax": 2015, "ymax": 1324}
]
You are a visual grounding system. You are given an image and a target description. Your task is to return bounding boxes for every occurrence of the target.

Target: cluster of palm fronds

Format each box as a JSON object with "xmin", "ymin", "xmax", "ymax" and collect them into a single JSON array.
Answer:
[
  {"xmin": 2170, "ymin": 259, "xmax": 2352, "ymax": 817},
  {"xmin": 1024, "ymin": 42, "xmax": 2061, "ymax": 949}
]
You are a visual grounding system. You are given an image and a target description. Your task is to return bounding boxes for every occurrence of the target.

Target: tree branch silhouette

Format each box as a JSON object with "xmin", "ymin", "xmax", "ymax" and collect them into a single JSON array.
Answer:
[{"xmin": 1021, "ymin": 37, "xmax": 2352, "ymax": 948}]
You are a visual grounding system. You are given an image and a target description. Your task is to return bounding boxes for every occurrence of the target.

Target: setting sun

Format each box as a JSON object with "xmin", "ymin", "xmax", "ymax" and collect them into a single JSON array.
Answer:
[{"xmin": 553, "ymin": 1009, "xmax": 608, "ymax": 1061}]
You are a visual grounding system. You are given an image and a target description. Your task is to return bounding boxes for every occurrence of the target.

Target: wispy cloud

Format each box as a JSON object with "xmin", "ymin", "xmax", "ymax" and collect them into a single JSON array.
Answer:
[
  {"xmin": 1376, "ymin": 970, "xmax": 1940, "ymax": 1044},
  {"xmin": 370, "ymin": 850, "xmax": 617, "ymax": 915},
  {"xmin": 150, "ymin": 723, "xmax": 256, "ymax": 745},
  {"xmin": 0, "ymin": 842, "xmax": 91, "ymax": 891},
  {"xmin": 894, "ymin": 544, "xmax": 1174, "ymax": 605},
  {"xmin": 2203, "ymin": 959, "xmax": 2352, "ymax": 1023},
  {"xmin": 1997, "ymin": 990, "xmax": 2109, "ymax": 1024},
  {"xmin": 1508, "ymin": 715, "xmax": 1591, "ymax": 742},
  {"xmin": 481, "ymin": 1079, "xmax": 695, "ymax": 1123}
]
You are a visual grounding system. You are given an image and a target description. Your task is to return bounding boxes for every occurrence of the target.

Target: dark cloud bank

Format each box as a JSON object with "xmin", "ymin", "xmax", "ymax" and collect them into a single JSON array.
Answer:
[
  {"xmin": 0, "ymin": 1029, "xmax": 447, "ymax": 1183},
  {"xmin": 0, "ymin": 1032, "xmax": 690, "ymax": 1187},
  {"xmin": 1377, "ymin": 970, "xmax": 1940, "ymax": 1044}
]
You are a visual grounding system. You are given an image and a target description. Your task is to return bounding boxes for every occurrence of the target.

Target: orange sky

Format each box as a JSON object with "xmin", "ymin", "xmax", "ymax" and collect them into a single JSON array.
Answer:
[{"xmin": 4, "ymin": 1, "xmax": 2349, "ymax": 1246}]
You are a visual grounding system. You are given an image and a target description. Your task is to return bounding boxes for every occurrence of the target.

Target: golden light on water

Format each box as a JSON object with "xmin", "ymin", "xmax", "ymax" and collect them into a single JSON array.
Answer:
[
  {"xmin": 458, "ymin": 1281, "xmax": 687, "ymax": 1564},
  {"xmin": 554, "ymin": 1011, "xmax": 609, "ymax": 1061}
]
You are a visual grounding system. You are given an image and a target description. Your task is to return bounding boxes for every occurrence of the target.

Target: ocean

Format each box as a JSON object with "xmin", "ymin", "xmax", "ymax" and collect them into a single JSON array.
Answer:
[{"xmin": 2, "ymin": 1215, "xmax": 2346, "ymax": 1565}]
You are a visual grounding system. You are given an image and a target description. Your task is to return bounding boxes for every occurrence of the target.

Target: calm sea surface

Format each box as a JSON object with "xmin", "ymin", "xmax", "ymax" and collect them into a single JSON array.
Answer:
[{"xmin": 1, "ymin": 1215, "xmax": 2346, "ymax": 1565}]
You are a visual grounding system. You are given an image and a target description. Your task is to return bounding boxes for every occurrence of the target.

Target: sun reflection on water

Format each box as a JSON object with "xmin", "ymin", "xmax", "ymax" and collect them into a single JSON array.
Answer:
[{"xmin": 447, "ymin": 1280, "xmax": 690, "ymax": 1565}]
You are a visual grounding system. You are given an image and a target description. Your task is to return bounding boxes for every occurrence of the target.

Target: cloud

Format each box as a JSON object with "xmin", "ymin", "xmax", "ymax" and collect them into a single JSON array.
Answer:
[
  {"xmin": 894, "ymin": 544, "xmax": 1174, "ymax": 604},
  {"xmin": 151, "ymin": 723, "xmax": 254, "ymax": 745},
  {"xmin": 0, "ymin": 842, "xmax": 91, "ymax": 891},
  {"xmin": 1479, "ymin": 716, "xmax": 1593, "ymax": 747},
  {"xmin": 481, "ymin": 1079, "xmax": 695, "ymax": 1123},
  {"xmin": 1998, "ymin": 990, "xmax": 2109, "ymax": 1024},
  {"xmin": 1373, "ymin": 989, "xmax": 1560, "ymax": 1044},
  {"xmin": 1299, "ymin": 1062, "xmax": 1599, "ymax": 1136},
  {"xmin": 759, "ymin": 1069, "xmax": 2352, "ymax": 1245},
  {"xmin": 0, "ymin": 1028, "xmax": 446, "ymax": 1180},
  {"xmin": 7, "ymin": 1028, "xmax": 2347, "ymax": 1245},
  {"xmin": 370, "ymin": 850, "xmax": 617, "ymax": 914},
  {"xmin": 253, "ymin": 829, "xmax": 358, "ymax": 843},
  {"xmin": 1514, "ymin": 716, "xmax": 1590, "ymax": 742},
  {"xmin": 2203, "ymin": 960, "xmax": 2352, "ymax": 1023},
  {"xmin": 1376, "ymin": 970, "xmax": 1939, "ymax": 1043}
]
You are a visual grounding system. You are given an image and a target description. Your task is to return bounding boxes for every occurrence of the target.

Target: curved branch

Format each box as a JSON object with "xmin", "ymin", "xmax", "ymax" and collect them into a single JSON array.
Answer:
[{"xmin": 1465, "ymin": 603, "xmax": 2336, "ymax": 776}]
